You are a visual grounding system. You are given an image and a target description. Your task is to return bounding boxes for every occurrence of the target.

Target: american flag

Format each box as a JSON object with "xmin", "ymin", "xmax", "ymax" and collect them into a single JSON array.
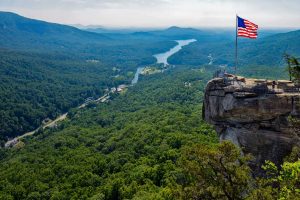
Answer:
[{"xmin": 237, "ymin": 16, "xmax": 258, "ymax": 39}]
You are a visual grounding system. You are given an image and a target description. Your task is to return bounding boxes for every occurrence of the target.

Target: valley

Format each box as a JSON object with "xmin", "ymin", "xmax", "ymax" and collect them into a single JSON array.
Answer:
[
  {"xmin": 0, "ymin": 9, "xmax": 299, "ymax": 200},
  {"xmin": 4, "ymin": 38, "xmax": 197, "ymax": 148}
]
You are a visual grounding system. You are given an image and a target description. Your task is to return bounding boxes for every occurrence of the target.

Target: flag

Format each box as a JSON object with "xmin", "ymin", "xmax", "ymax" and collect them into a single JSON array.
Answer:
[{"xmin": 237, "ymin": 16, "xmax": 258, "ymax": 39}]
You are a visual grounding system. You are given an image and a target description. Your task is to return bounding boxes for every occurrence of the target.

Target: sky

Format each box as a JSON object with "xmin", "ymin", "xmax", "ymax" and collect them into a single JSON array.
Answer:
[{"xmin": 0, "ymin": 0, "xmax": 299, "ymax": 28}]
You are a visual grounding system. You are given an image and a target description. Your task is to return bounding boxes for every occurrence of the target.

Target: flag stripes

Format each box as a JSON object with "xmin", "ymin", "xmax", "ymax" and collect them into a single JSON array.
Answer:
[{"xmin": 237, "ymin": 16, "xmax": 258, "ymax": 39}]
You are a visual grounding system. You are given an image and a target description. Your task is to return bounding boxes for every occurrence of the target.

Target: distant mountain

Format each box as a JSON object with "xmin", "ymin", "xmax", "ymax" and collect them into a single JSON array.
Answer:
[
  {"xmin": 153, "ymin": 26, "xmax": 291, "ymax": 43},
  {"xmin": 258, "ymin": 28, "xmax": 295, "ymax": 38},
  {"xmin": 85, "ymin": 28, "xmax": 149, "ymax": 34},
  {"xmin": 168, "ymin": 28, "xmax": 300, "ymax": 67},
  {"xmin": 83, "ymin": 26, "xmax": 233, "ymax": 42},
  {"xmin": 3, "ymin": 11, "xmax": 297, "ymax": 68},
  {"xmin": 0, "ymin": 12, "xmax": 109, "ymax": 51},
  {"xmin": 70, "ymin": 24, "xmax": 106, "ymax": 30},
  {"xmin": 85, "ymin": 28, "xmax": 116, "ymax": 34},
  {"xmin": 153, "ymin": 26, "xmax": 237, "ymax": 44},
  {"xmin": 81, "ymin": 26, "xmax": 222, "ymax": 42},
  {"xmin": 151, "ymin": 26, "xmax": 215, "ymax": 40},
  {"xmin": 238, "ymin": 29, "xmax": 300, "ymax": 66},
  {"xmin": 160, "ymin": 26, "xmax": 204, "ymax": 35}
]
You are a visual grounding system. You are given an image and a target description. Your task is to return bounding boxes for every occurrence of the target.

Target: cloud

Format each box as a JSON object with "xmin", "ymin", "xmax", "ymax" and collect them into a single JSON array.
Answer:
[{"xmin": 0, "ymin": 0, "xmax": 299, "ymax": 28}]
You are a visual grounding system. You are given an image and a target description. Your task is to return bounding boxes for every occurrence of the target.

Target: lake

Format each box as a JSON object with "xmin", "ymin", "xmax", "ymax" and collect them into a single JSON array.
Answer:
[
  {"xmin": 153, "ymin": 39, "xmax": 197, "ymax": 66},
  {"xmin": 131, "ymin": 39, "xmax": 197, "ymax": 85}
]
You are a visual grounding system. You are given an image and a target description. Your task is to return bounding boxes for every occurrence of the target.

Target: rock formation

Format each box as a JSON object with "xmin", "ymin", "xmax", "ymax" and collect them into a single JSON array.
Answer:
[{"xmin": 203, "ymin": 75, "xmax": 300, "ymax": 174}]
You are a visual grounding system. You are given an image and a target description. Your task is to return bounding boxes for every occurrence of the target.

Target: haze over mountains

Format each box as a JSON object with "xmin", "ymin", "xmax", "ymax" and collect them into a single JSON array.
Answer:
[
  {"xmin": 0, "ymin": 11, "xmax": 300, "ymax": 144},
  {"xmin": 169, "ymin": 29, "xmax": 300, "ymax": 66},
  {"xmin": 0, "ymin": 9, "xmax": 300, "ymax": 199},
  {"xmin": 1, "ymin": 12, "xmax": 299, "ymax": 66}
]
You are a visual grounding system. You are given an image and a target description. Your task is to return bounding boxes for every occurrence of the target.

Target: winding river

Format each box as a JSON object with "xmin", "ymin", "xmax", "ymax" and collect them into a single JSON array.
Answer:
[
  {"xmin": 154, "ymin": 39, "xmax": 196, "ymax": 66},
  {"xmin": 6, "ymin": 39, "xmax": 197, "ymax": 147},
  {"xmin": 132, "ymin": 39, "xmax": 197, "ymax": 85}
]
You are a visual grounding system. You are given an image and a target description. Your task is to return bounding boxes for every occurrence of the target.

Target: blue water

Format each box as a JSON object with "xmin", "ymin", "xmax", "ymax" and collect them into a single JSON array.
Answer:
[
  {"xmin": 153, "ymin": 39, "xmax": 197, "ymax": 66},
  {"xmin": 131, "ymin": 39, "xmax": 197, "ymax": 85}
]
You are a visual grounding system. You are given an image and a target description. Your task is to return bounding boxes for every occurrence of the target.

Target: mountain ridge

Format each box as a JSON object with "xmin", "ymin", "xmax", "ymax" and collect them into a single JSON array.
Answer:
[
  {"xmin": 168, "ymin": 28, "xmax": 300, "ymax": 66},
  {"xmin": 0, "ymin": 11, "xmax": 110, "ymax": 52}
]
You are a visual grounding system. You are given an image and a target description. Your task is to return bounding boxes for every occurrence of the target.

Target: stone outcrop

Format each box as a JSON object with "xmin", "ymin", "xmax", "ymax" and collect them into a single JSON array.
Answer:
[{"xmin": 203, "ymin": 75, "xmax": 300, "ymax": 174}]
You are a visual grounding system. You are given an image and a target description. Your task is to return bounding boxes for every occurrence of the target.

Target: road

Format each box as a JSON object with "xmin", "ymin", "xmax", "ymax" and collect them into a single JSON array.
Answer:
[
  {"xmin": 5, "ymin": 93, "xmax": 111, "ymax": 148},
  {"xmin": 5, "ymin": 39, "xmax": 196, "ymax": 148}
]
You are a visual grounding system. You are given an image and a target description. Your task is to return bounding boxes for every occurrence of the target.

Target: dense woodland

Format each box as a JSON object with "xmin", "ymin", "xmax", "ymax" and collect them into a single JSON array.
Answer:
[
  {"xmin": 0, "ymin": 50, "xmax": 126, "ymax": 145},
  {"xmin": 0, "ymin": 12, "xmax": 297, "ymax": 143},
  {"xmin": 0, "ymin": 12, "xmax": 300, "ymax": 199},
  {"xmin": 0, "ymin": 38, "xmax": 177, "ymax": 145},
  {"xmin": 0, "ymin": 67, "xmax": 217, "ymax": 199},
  {"xmin": 0, "ymin": 13, "xmax": 179, "ymax": 144},
  {"xmin": 0, "ymin": 67, "xmax": 299, "ymax": 199}
]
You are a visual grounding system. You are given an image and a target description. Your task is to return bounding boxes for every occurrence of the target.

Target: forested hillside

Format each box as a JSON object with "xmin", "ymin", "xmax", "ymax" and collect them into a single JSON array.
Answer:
[
  {"xmin": 1, "ymin": 66, "xmax": 299, "ymax": 199},
  {"xmin": 0, "ymin": 49, "xmax": 118, "ymax": 144},
  {"xmin": 0, "ymin": 11, "xmax": 239, "ymax": 144},
  {"xmin": 0, "ymin": 11, "xmax": 109, "ymax": 51},
  {"xmin": 169, "ymin": 29, "xmax": 300, "ymax": 67},
  {"xmin": 0, "ymin": 66, "xmax": 219, "ymax": 199},
  {"xmin": 0, "ymin": 8, "xmax": 300, "ymax": 199},
  {"xmin": 0, "ymin": 12, "xmax": 178, "ymax": 144},
  {"xmin": 0, "ymin": 42, "xmax": 176, "ymax": 144}
]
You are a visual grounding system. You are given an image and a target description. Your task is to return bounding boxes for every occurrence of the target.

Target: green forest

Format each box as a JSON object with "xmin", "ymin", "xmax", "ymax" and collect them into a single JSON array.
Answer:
[
  {"xmin": 0, "ymin": 12, "xmax": 298, "ymax": 145},
  {"xmin": 0, "ymin": 50, "xmax": 118, "ymax": 144},
  {"xmin": 0, "ymin": 11, "xmax": 300, "ymax": 200},
  {"xmin": 0, "ymin": 35, "xmax": 175, "ymax": 145},
  {"xmin": 0, "ymin": 67, "xmax": 299, "ymax": 199}
]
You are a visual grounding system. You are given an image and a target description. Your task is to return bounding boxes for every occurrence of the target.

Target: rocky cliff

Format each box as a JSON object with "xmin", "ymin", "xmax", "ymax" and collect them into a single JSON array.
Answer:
[{"xmin": 203, "ymin": 75, "xmax": 300, "ymax": 174}]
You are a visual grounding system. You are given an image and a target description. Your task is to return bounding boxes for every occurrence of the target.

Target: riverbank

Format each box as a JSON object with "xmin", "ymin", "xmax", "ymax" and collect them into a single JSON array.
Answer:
[
  {"xmin": 131, "ymin": 39, "xmax": 197, "ymax": 85},
  {"xmin": 154, "ymin": 39, "xmax": 196, "ymax": 66},
  {"xmin": 5, "ymin": 39, "xmax": 197, "ymax": 148}
]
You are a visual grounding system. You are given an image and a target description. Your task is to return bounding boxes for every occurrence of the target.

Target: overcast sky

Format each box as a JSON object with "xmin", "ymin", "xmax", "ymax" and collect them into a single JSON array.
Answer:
[{"xmin": 0, "ymin": 0, "xmax": 299, "ymax": 28}]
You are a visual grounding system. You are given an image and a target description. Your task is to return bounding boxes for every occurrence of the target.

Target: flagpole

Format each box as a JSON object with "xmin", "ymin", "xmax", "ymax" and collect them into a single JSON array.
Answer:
[{"xmin": 235, "ymin": 14, "xmax": 238, "ymax": 76}]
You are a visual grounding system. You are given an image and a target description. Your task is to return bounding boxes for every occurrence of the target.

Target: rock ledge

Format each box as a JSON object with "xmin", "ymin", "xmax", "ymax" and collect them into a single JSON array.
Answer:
[{"xmin": 203, "ymin": 75, "xmax": 300, "ymax": 173}]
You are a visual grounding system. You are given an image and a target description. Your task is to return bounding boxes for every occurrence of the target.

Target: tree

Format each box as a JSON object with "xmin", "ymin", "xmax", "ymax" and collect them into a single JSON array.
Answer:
[
  {"xmin": 179, "ymin": 141, "xmax": 253, "ymax": 200},
  {"xmin": 288, "ymin": 116, "xmax": 300, "ymax": 136},
  {"xmin": 284, "ymin": 54, "xmax": 300, "ymax": 83},
  {"xmin": 250, "ymin": 160, "xmax": 300, "ymax": 200},
  {"xmin": 178, "ymin": 141, "xmax": 300, "ymax": 200}
]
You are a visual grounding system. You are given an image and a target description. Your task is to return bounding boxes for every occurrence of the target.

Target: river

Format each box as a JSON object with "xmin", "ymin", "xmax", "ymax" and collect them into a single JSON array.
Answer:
[
  {"xmin": 131, "ymin": 39, "xmax": 197, "ymax": 85},
  {"xmin": 5, "ymin": 39, "xmax": 197, "ymax": 147},
  {"xmin": 154, "ymin": 39, "xmax": 197, "ymax": 66}
]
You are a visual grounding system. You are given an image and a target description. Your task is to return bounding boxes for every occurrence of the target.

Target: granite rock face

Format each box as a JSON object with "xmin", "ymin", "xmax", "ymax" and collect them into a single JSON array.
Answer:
[{"xmin": 203, "ymin": 76, "xmax": 300, "ymax": 173}]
